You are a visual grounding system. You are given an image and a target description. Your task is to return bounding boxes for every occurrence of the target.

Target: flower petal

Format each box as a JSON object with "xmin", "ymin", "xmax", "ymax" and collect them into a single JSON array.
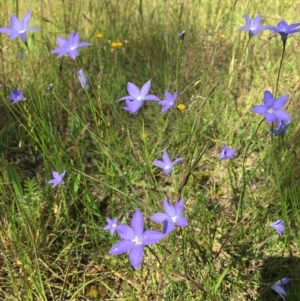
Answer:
[
  {"xmin": 252, "ymin": 104, "xmax": 268, "ymax": 115},
  {"xmin": 10, "ymin": 15, "xmax": 22, "ymax": 31},
  {"xmin": 109, "ymin": 239, "xmax": 134, "ymax": 255},
  {"xmin": 175, "ymin": 199, "xmax": 184, "ymax": 215},
  {"xmin": 129, "ymin": 245, "xmax": 143, "ymax": 270},
  {"xmin": 176, "ymin": 216, "xmax": 188, "ymax": 227},
  {"xmin": 150, "ymin": 212, "xmax": 169, "ymax": 223},
  {"xmin": 131, "ymin": 210, "xmax": 144, "ymax": 237},
  {"xmin": 22, "ymin": 11, "xmax": 32, "ymax": 28},
  {"xmin": 152, "ymin": 160, "xmax": 166, "ymax": 169},
  {"xmin": 274, "ymin": 110, "xmax": 291, "ymax": 122},
  {"xmin": 142, "ymin": 230, "xmax": 165, "ymax": 245},
  {"xmin": 116, "ymin": 225, "xmax": 135, "ymax": 240},
  {"xmin": 127, "ymin": 82, "xmax": 140, "ymax": 98},
  {"xmin": 162, "ymin": 150, "xmax": 172, "ymax": 166},
  {"xmin": 172, "ymin": 157, "xmax": 183, "ymax": 166},
  {"xmin": 273, "ymin": 95, "xmax": 289, "ymax": 110},
  {"xmin": 163, "ymin": 197, "xmax": 176, "ymax": 216},
  {"xmin": 140, "ymin": 80, "xmax": 151, "ymax": 98},
  {"xmin": 253, "ymin": 14, "xmax": 262, "ymax": 28}
]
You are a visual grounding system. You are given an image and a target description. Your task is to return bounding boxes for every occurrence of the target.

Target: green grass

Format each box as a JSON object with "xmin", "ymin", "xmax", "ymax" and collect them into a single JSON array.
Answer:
[{"xmin": 1, "ymin": 0, "xmax": 300, "ymax": 300}]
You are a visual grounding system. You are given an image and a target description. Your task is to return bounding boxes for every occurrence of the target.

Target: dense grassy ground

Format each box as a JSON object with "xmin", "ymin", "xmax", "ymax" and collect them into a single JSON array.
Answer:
[{"xmin": 1, "ymin": 0, "xmax": 300, "ymax": 300}]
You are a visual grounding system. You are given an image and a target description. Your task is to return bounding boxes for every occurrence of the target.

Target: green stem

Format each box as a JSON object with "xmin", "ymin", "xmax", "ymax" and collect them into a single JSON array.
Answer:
[
  {"xmin": 274, "ymin": 41, "xmax": 286, "ymax": 98},
  {"xmin": 235, "ymin": 118, "xmax": 264, "ymax": 223}
]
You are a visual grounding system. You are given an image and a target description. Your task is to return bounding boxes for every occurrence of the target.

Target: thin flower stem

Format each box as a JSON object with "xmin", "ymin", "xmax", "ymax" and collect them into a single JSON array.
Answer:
[
  {"xmin": 175, "ymin": 39, "xmax": 183, "ymax": 92},
  {"xmin": 235, "ymin": 118, "xmax": 264, "ymax": 224},
  {"xmin": 274, "ymin": 41, "xmax": 286, "ymax": 98}
]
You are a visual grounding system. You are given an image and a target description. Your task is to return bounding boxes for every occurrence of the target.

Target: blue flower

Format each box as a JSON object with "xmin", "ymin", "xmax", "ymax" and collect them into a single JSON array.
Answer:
[
  {"xmin": 51, "ymin": 32, "xmax": 90, "ymax": 60},
  {"xmin": 239, "ymin": 14, "xmax": 266, "ymax": 37},
  {"xmin": 152, "ymin": 150, "xmax": 183, "ymax": 175},
  {"xmin": 8, "ymin": 89, "xmax": 26, "ymax": 105},
  {"xmin": 48, "ymin": 170, "xmax": 66, "ymax": 188},
  {"xmin": 271, "ymin": 278, "xmax": 290, "ymax": 301},
  {"xmin": 158, "ymin": 90, "xmax": 178, "ymax": 113},
  {"xmin": 270, "ymin": 219, "xmax": 284, "ymax": 237},
  {"xmin": 270, "ymin": 120, "xmax": 290, "ymax": 136},
  {"xmin": 266, "ymin": 20, "xmax": 300, "ymax": 42},
  {"xmin": 103, "ymin": 217, "xmax": 119, "ymax": 236},
  {"xmin": 109, "ymin": 210, "xmax": 164, "ymax": 270},
  {"xmin": 150, "ymin": 197, "xmax": 188, "ymax": 235},
  {"xmin": 0, "ymin": 11, "xmax": 39, "ymax": 42},
  {"xmin": 252, "ymin": 91, "xmax": 291, "ymax": 124},
  {"xmin": 220, "ymin": 145, "xmax": 236, "ymax": 160},
  {"xmin": 118, "ymin": 80, "xmax": 160, "ymax": 113}
]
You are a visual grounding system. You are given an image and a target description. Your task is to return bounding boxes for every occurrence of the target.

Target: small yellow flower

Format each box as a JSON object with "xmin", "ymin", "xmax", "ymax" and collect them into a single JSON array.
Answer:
[
  {"xmin": 33, "ymin": 9, "xmax": 38, "ymax": 14},
  {"xmin": 53, "ymin": 12, "xmax": 58, "ymax": 17},
  {"xmin": 140, "ymin": 132, "xmax": 147, "ymax": 141},
  {"xmin": 203, "ymin": 25, "xmax": 207, "ymax": 29},
  {"xmin": 117, "ymin": 41, "xmax": 123, "ymax": 47},
  {"xmin": 111, "ymin": 42, "xmax": 118, "ymax": 48},
  {"xmin": 220, "ymin": 33, "xmax": 226, "ymax": 39},
  {"xmin": 177, "ymin": 104, "xmax": 185, "ymax": 111},
  {"xmin": 96, "ymin": 33, "xmax": 103, "ymax": 39}
]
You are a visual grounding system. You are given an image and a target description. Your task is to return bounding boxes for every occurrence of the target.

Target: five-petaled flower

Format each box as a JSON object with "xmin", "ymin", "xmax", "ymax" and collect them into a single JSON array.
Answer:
[
  {"xmin": 8, "ymin": 89, "xmax": 26, "ymax": 105},
  {"xmin": 118, "ymin": 80, "xmax": 160, "ymax": 114},
  {"xmin": 270, "ymin": 219, "xmax": 285, "ymax": 237},
  {"xmin": 270, "ymin": 119, "xmax": 290, "ymax": 136},
  {"xmin": 158, "ymin": 90, "xmax": 178, "ymax": 113},
  {"xmin": 109, "ymin": 209, "xmax": 164, "ymax": 270},
  {"xmin": 220, "ymin": 145, "xmax": 236, "ymax": 160},
  {"xmin": 48, "ymin": 170, "xmax": 66, "ymax": 188},
  {"xmin": 239, "ymin": 14, "xmax": 266, "ymax": 37},
  {"xmin": 150, "ymin": 197, "xmax": 188, "ymax": 235},
  {"xmin": 152, "ymin": 150, "xmax": 183, "ymax": 175},
  {"xmin": 266, "ymin": 20, "xmax": 300, "ymax": 42},
  {"xmin": 103, "ymin": 217, "xmax": 119, "ymax": 236},
  {"xmin": 51, "ymin": 32, "xmax": 90, "ymax": 60},
  {"xmin": 0, "ymin": 11, "xmax": 39, "ymax": 42},
  {"xmin": 271, "ymin": 278, "xmax": 290, "ymax": 301},
  {"xmin": 252, "ymin": 90, "xmax": 291, "ymax": 124}
]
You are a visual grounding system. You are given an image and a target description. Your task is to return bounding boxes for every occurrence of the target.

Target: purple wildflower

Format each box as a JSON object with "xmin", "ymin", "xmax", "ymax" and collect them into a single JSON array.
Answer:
[
  {"xmin": 118, "ymin": 80, "xmax": 159, "ymax": 113},
  {"xmin": 51, "ymin": 32, "xmax": 90, "ymax": 60},
  {"xmin": 123, "ymin": 99, "xmax": 143, "ymax": 114},
  {"xmin": 0, "ymin": 11, "xmax": 39, "ymax": 42},
  {"xmin": 239, "ymin": 14, "xmax": 266, "ymax": 37},
  {"xmin": 158, "ymin": 91, "xmax": 178, "ymax": 113},
  {"xmin": 109, "ymin": 210, "xmax": 164, "ymax": 270},
  {"xmin": 270, "ymin": 119, "xmax": 290, "ymax": 136},
  {"xmin": 150, "ymin": 197, "xmax": 188, "ymax": 235},
  {"xmin": 48, "ymin": 170, "xmax": 66, "ymax": 188},
  {"xmin": 219, "ymin": 145, "xmax": 236, "ymax": 160},
  {"xmin": 152, "ymin": 150, "xmax": 183, "ymax": 175},
  {"xmin": 266, "ymin": 20, "xmax": 300, "ymax": 42},
  {"xmin": 103, "ymin": 217, "xmax": 119, "ymax": 236},
  {"xmin": 8, "ymin": 89, "xmax": 26, "ymax": 105},
  {"xmin": 271, "ymin": 278, "xmax": 290, "ymax": 301},
  {"xmin": 270, "ymin": 220, "xmax": 284, "ymax": 237},
  {"xmin": 252, "ymin": 91, "xmax": 291, "ymax": 124}
]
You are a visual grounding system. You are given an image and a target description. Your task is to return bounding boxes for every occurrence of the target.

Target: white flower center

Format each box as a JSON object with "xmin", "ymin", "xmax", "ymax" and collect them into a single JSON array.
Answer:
[
  {"xmin": 137, "ymin": 96, "xmax": 142, "ymax": 101},
  {"xmin": 268, "ymin": 108, "xmax": 274, "ymax": 113},
  {"xmin": 171, "ymin": 215, "xmax": 178, "ymax": 223},
  {"xmin": 112, "ymin": 223, "xmax": 116, "ymax": 228},
  {"xmin": 132, "ymin": 235, "xmax": 142, "ymax": 246}
]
